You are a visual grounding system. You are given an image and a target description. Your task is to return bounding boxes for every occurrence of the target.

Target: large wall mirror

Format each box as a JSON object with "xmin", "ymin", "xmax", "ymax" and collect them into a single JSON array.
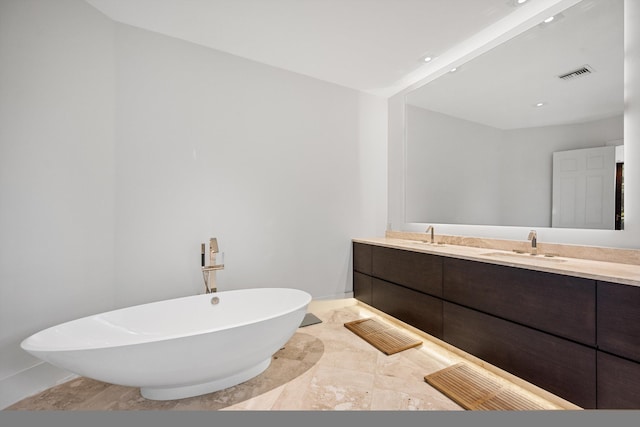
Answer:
[{"xmin": 405, "ymin": 0, "xmax": 624, "ymax": 230}]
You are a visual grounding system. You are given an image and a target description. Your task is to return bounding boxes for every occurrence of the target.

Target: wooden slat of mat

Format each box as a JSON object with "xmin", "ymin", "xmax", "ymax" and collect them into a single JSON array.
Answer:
[
  {"xmin": 344, "ymin": 318, "xmax": 422, "ymax": 355},
  {"xmin": 476, "ymin": 389, "xmax": 546, "ymax": 411},
  {"xmin": 424, "ymin": 363, "xmax": 547, "ymax": 410},
  {"xmin": 426, "ymin": 364, "xmax": 500, "ymax": 408}
]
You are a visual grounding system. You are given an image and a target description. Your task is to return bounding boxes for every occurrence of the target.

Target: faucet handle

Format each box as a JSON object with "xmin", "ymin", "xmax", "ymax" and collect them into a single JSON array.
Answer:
[
  {"xmin": 527, "ymin": 230, "xmax": 538, "ymax": 255},
  {"xmin": 209, "ymin": 237, "xmax": 219, "ymax": 253}
]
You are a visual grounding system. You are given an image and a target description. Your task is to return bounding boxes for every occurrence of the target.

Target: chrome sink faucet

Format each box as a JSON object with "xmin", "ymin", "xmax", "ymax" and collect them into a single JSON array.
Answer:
[
  {"xmin": 425, "ymin": 226, "xmax": 434, "ymax": 244},
  {"xmin": 527, "ymin": 230, "xmax": 537, "ymax": 255}
]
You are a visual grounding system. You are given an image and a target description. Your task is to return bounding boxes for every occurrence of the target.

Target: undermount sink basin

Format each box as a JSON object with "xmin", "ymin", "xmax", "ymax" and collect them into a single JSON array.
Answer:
[
  {"xmin": 409, "ymin": 241, "xmax": 446, "ymax": 247},
  {"xmin": 482, "ymin": 251, "xmax": 566, "ymax": 263}
]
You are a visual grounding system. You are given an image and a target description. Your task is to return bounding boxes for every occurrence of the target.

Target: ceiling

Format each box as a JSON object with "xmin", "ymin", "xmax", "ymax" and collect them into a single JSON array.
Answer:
[
  {"xmin": 84, "ymin": 0, "xmax": 525, "ymax": 96},
  {"xmin": 406, "ymin": 0, "xmax": 624, "ymax": 130},
  {"xmin": 82, "ymin": 0, "xmax": 623, "ymax": 129}
]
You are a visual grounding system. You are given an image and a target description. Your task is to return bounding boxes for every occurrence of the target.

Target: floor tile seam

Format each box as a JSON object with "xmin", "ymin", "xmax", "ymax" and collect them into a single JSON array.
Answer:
[
  {"xmin": 219, "ymin": 384, "xmax": 287, "ymax": 411},
  {"xmin": 372, "ymin": 372, "xmax": 447, "ymax": 397},
  {"xmin": 270, "ymin": 363, "xmax": 320, "ymax": 410},
  {"xmin": 71, "ymin": 385, "xmax": 132, "ymax": 410}
]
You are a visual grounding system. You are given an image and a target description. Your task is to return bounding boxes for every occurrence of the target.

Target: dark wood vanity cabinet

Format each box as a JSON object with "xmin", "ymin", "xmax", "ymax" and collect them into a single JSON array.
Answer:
[
  {"xmin": 353, "ymin": 242, "xmax": 372, "ymax": 275},
  {"xmin": 352, "ymin": 241, "xmax": 640, "ymax": 408},
  {"xmin": 443, "ymin": 302, "xmax": 596, "ymax": 408},
  {"xmin": 372, "ymin": 278, "xmax": 443, "ymax": 339},
  {"xmin": 353, "ymin": 243, "xmax": 373, "ymax": 305},
  {"xmin": 443, "ymin": 258, "xmax": 596, "ymax": 346},
  {"xmin": 353, "ymin": 271, "xmax": 372, "ymax": 306},
  {"xmin": 371, "ymin": 246, "xmax": 443, "ymax": 297},
  {"xmin": 597, "ymin": 351, "xmax": 640, "ymax": 409},
  {"xmin": 353, "ymin": 242, "xmax": 443, "ymax": 338},
  {"xmin": 597, "ymin": 281, "xmax": 640, "ymax": 362},
  {"xmin": 443, "ymin": 258, "xmax": 597, "ymax": 408},
  {"xmin": 596, "ymin": 281, "xmax": 640, "ymax": 408}
]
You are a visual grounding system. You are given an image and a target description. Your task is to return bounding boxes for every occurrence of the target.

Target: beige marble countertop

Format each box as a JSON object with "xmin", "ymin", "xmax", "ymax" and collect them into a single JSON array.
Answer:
[{"xmin": 354, "ymin": 236, "xmax": 640, "ymax": 288}]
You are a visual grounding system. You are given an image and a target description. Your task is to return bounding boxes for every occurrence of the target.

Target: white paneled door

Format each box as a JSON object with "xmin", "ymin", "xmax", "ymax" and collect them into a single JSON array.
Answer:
[{"xmin": 552, "ymin": 146, "xmax": 616, "ymax": 229}]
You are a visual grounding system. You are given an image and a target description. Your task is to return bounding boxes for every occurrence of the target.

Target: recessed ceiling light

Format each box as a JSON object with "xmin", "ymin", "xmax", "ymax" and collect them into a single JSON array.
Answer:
[
  {"xmin": 450, "ymin": 67, "xmax": 458, "ymax": 73},
  {"xmin": 423, "ymin": 56, "xmax": 433, "ymax": 63},
  {"xmin": 539, "ymin": 13, "xmax": 564, "ymax": 28},
  {"xmin": 534, "ymin": 102, "xmax": 546, "ymax": 107}
]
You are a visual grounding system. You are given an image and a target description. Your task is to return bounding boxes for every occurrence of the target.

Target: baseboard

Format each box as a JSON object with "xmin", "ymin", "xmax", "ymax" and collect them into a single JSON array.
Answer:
[
  {"xmin": 0, "ymin": 362, "xmax": 76, "ymax": 409},
  {"xmin": 313, "ymin": 291, "xmax": 354, "ymax": 301}
]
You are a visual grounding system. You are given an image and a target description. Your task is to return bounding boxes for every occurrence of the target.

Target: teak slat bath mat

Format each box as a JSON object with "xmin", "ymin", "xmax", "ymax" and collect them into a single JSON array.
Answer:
[
  {"xmin": 344, "ymin": 318, "xmax": 422, "ymax": 355},
  {"xmin": 424, "ymin": 363, "xmax": 549, "ymax": 410}
]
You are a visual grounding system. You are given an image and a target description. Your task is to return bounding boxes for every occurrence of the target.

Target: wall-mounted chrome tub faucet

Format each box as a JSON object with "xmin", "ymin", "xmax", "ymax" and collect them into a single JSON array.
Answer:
[{"xmin": 201, "ymin": 237, "xmax": 224, "ymax": 293}]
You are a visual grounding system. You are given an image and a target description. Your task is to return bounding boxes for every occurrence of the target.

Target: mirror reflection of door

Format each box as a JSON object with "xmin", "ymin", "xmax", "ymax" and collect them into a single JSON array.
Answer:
[
  {"xmin": 552, "ymin": 146, "xmax": 622, "ymax": 230},
  {"xmin": 615, "ymin": 162, "xmax": 624, "ymax": 230}
]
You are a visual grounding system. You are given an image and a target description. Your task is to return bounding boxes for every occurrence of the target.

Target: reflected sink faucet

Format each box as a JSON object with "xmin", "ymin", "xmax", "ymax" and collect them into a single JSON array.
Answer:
[
  {"xmin": 527, "ymin": 230, "xmax": 537, "ymax": 255},
  {"xmin": 425, "ymin": 226, "xmax": 434, "ymax": 244}
]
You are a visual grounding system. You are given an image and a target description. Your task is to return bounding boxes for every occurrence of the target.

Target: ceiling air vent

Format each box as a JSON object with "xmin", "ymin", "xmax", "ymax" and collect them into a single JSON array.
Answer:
[{"xmin": 558, "ymin": 65, "xmax": 593, "ymax": 81}]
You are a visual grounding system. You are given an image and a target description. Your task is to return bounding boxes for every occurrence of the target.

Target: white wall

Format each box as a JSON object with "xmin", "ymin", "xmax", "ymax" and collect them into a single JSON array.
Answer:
[
  {"xmin": 406, "ymin": 104, "xmax": 623, "ymax": 227},
  {"xmin": 0, "ymin": 0, "xmax": 387, "ymax": 408},
  {"xmin": 390, "ymin": 0, "xmax": 640, "ymax": 249},
  {"xmin": 0, "ymin": 0, "xmax": 116, "ymax": 408},
  {"xmin": 406, "ymin": 105, "xmax": 503, "ymax": 225},
  {"xmin": 113, "ymin": 24, "xmax": 387, "ymax": 307}
]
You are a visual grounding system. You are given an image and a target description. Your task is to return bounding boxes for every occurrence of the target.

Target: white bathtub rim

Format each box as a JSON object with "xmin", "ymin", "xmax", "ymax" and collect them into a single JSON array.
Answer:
[{"xmin": 21, "ymin": 287, "xmax": 311, "ymax": 353}]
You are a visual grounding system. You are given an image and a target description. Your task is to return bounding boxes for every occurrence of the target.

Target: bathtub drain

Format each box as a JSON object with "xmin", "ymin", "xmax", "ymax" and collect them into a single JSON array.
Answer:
[{"xmin": 211, "ymin": 296, "xmax": 220, "ymax": 305}]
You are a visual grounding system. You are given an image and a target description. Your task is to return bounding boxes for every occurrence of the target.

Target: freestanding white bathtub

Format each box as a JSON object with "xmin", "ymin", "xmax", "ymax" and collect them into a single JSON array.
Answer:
[{"xmin": 21, "ymin": 287, "xmax": 311, "ymax": 400}]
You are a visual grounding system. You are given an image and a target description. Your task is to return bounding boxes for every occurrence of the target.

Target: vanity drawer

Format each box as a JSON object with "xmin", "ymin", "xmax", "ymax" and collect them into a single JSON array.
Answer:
[
  {"xmin": 597, "ymin": 351, "xmax": 640, "ymax": 409},
  {"xmin": 597, "ymin": 281, "xmax": 640, "ymax": 362},
  {"xmin": 353, "ymin": 242, "xmax": 372, "ymax": 275},
  {"xmin": 443, "ymin": 302, "xmax": 596, "ymax": 409},
  {"xmin": 372, "ymin": 246, "xmax": 443, "ymax": 297},
  {"xmin": 353, "ymin": 271, "xmax": 372, "ymax": 306},
  {"xmin": 372, "ymin": 278, "xmax": 443, "ymax": 339},
  {"xmin": 443, "ymin": 258, "xmax": 596, "ymax": 346}
]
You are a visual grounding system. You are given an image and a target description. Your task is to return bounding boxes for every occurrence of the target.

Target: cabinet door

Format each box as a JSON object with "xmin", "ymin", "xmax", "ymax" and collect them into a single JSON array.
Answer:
[
  {"xmin": 372, "ymin": 278, "xmax": 443, "ymax": 339},
  {"xmin": 443, "ymin": 258, "xmax": 596, "ymax": 346},
  {"xmin": 443, "ymin": 302, "xmax": 596, "ymax": 409},
  {"xmin": 372, "ymin": 246, "xmax": 442, "ymax": 297},
  {"xmin": 353, "ymin": 271, "xmax": 372, "ymax": 306},
  {"xmin": 597, "ymin": 351, "xmax": 640, "ymax": 409},
  {"xmin": 353, "ymin": 242, "xmax": 372, "ymax": 275},
  {"xmin": 597, "ymin": 281, "xmax": 640, "ymax": 363}
]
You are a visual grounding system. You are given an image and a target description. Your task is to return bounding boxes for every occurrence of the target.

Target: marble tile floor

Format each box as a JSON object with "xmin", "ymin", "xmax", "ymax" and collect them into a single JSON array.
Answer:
[{"xmin": 5, "ymin": 298, "xmax": 565, "ymax": 411}]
